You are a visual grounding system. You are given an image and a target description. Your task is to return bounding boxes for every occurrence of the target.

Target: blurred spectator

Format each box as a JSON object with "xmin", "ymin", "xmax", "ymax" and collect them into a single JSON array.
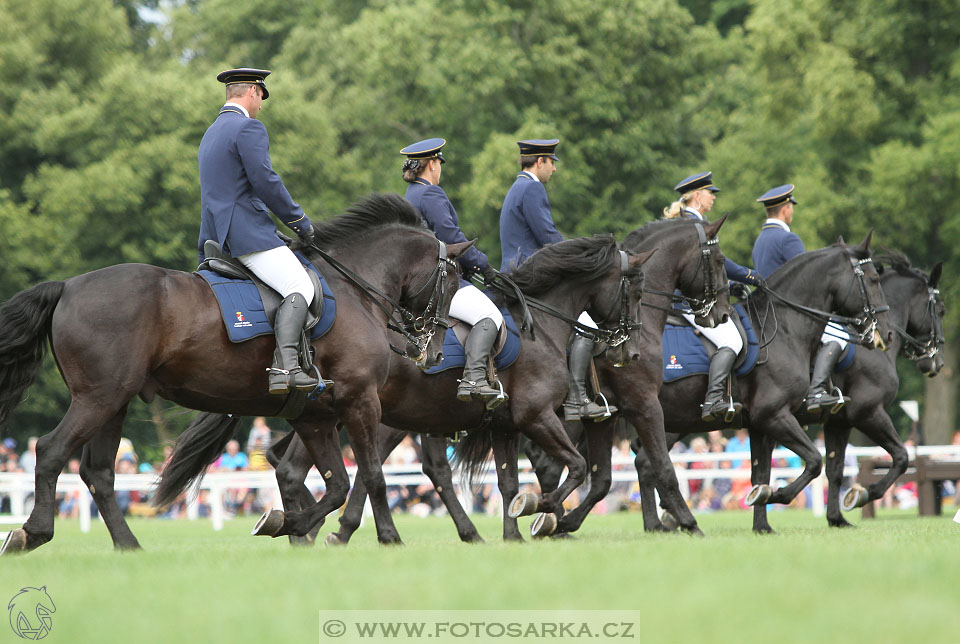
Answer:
[
  {"xmin": 115, "ymin": 454, "xmax": 140, "ymax": 515},
  {"xmin": 20, "ymin": 437, "xmax": 38, "ymax": 474},
  {"xmin": 341, "ymin": 445, "xmax": 355, "ymax": 468},
  {"xmin": 246, "ymin": 417, "xmax": 272, "ymax": 471},
  {"xmin": 725, "ymin": 428, "xmax": 750, "ymax": 468},
  {"xmin": 58, "ymin": 458, "xmax": 82, "ymax": 518},
  {"xmin": 707, "ymin": 430, "xmax": 727, "ymax": 452},
  {"xmin": 213, "ymin": 440, "xmax": 249, "ymax": 471},
  {"xmin": 687, "ymin": 437, "xmax": 710, "ymax": 497},
  {"xmin": 115, "ymin": 437, "xmax": 137, "ymax": 469}
]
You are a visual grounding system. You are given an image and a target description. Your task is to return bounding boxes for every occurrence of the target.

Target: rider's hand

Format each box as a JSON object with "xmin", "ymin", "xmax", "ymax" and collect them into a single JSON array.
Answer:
[
  {"xmin": 480, "ymin": 264, "xmax": 499, "ymax": 286},
  {"xmin": 729, "ymin": 282, "xmax": 750, "ymax": 299},
  {"xmin": 299, "ymin": 224, "xmax": 316, "ymax": 247}
]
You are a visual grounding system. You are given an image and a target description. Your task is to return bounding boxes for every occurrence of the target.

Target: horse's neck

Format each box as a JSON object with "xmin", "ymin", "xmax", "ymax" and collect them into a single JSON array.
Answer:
[
  {"xmin": 636, "ymin": 236, "xmax": 687, "ymax": 333},
  {"xmin": 326, "ymin": 234, "xmax": 414, "ymax": 303},
  {"xmin": 527, "ymin": 282, "xmax": 597, "ymax": 341},
  {"xmin": 883, "ymin": 276, "xmax": 920, "ymax": 356}
]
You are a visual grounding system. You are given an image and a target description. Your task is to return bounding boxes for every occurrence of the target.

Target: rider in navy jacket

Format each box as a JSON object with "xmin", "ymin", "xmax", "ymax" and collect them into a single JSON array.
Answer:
[
  {"xmin": 198, "ymin": 68, "xmax": 327, "ymax": 395},
  {"xmin": 752, "ymin": 184, "xmax": 848, "ymax": 412}
]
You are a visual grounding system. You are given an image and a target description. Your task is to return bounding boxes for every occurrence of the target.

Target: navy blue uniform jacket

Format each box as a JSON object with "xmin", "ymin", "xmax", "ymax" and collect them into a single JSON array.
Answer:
[
  {"xmin": 197, "ymin": 107, "xmax": 311, "ymax": 263},
  {"xmin": 404, "ymin": 178, "xmax": 489, "ymax": 276},
  {"xmin": 752, "ymin": 222, "xmax": 806, "ymax": 279},
  {"xmin": 499, "ymin": 173, "xmax": 564, "ymax": 271}
]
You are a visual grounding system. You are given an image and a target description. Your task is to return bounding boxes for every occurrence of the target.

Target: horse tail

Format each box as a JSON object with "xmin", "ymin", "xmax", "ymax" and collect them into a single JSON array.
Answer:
[
  {"xmin": 0, "ymin": 281, "xmax": 66, "ymax": 429},
  {"xmin": 452, "ymin": 428, "xmax": 494, "ymax": 488},
  {"xmin": 152, "ymin": 412, "xmax": 239, "ymax": 508}
]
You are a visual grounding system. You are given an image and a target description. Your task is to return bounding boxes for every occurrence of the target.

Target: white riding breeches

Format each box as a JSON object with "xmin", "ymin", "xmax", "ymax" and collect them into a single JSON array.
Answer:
[
  {"xmin": 450, "ymin": 284, "xmax": 503, "ymax": 328},
  {"xmin": 821, "ymin": 321, "xmax": 849, "ymax": 349},
  {"xmin": 682, "ymin": 313, "xmax": 743, "ymax": 355},
  {"xmin": 237, "ymin": 245, "xmax": 315, "ymax": 303}
]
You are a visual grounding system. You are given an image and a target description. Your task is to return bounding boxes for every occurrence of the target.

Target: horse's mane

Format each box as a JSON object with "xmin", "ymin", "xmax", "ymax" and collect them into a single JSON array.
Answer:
[
  {"xmin": 622, "ymin": 217, "xmax": 695, "ymax": 247},
  {"xmin": 312, "ymin": 193, "xmax": 426, "ymax": 250},
  {"xmin": 508, "ymin": 235, "xmax": 619, "ymax": 296},
  {"xmin": 875, "ymin": 249, "xmax": 928, "ymax": 281}
]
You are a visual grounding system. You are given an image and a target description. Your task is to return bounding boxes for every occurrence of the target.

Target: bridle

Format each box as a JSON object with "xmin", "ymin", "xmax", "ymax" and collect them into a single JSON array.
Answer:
[
  {"xmin": 639, "ymin": 221, "xmax": 723, "ymax": 317},
  {"xmin": 308, "ymin": 238, "xmax": 457, "ymax": 362},
  {"xmin": 898, "ymin": 285, "xmax": 944, "ymax": 362}
]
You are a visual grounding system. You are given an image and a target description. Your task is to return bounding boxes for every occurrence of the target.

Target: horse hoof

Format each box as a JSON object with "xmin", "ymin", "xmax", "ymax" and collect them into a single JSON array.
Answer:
[
  {"xmin": 659, "ymin": 511, "xmax": 679, "ymax": 531},
  {"xmin": 508, "ymin": 492, "xmax": 539, "ymax": 518},
  {"xmin": 746, "ymin": 484, "xmax": 773, "ymax": 506},
  {"xmin": 324, "ymin": 533, "xmax": 347, "ymax": 547},
  {"xmin": 530, "ymin": 513, "xmax": 558, "ymax": 538},
  {"xmin": 841, "ymin": 485, "xmax": 869, "ymax": 511},
  {"xmin": 251, "ymin": 509, "xmax": 285, "ymax": 537},
  {"xmin": 1, "ymin": 529, "xmax": 28, "ymax": 555}
]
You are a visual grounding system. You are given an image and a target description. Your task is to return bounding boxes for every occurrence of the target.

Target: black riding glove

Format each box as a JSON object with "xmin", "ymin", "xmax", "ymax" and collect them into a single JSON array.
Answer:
[
  {"xmin": 729, "ymin": 282, "xmax": 750, "ymax": 299},
  {"xmin": 480, "ymin": 264, "xmax": 499, "ymax": 286},
  {"xmin": 299, "ymin": 224, "xmax": 316, "ymax": 247}
]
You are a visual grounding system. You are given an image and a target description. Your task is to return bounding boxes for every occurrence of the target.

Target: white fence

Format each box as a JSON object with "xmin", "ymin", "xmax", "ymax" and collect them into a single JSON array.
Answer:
[{"xmin": 2, "ymin": 445, "xmax": 959, "ymax": 536}]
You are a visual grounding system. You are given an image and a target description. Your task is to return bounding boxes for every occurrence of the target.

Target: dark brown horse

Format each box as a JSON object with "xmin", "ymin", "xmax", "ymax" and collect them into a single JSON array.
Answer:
[
  {"xmin": 817, "ymin": 254, "xmax": 944, "ymax": 526},
  {"xmin": 161, "ymin": 236, "xmax": 656, "ymax": 544},
  {"xmin": 260, "ymin": 217, "xmax": 734, "ymax": 543},
  {"xmin": 530, "ymin": 234, "xmax": 896, "ymax": 535},
  {"xmin": 0, "ymin": 193, "xmax": 467, "ymax": 554}
]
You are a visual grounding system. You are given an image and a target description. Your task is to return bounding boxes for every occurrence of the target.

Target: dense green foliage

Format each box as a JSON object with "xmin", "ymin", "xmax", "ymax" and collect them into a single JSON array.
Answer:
[
  {"xmin": 3, "ymin": 512, "xmax": 957, "ymax": 642},
  {"xmin": 0, "ymin": 0, "xmax": 957, "ymax": 448}
]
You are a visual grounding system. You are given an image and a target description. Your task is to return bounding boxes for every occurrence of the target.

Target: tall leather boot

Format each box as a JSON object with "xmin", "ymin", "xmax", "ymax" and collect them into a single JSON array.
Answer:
[
  {"xmin": 806, "ymin": 341, "xmax": 844, "ymax": 412},
  {"xmin": 456, "ymin": 318, "xmax": 507, "ymax": 407},
  {"xmin": 563, "ymin": 334, "xmax": 617, "ymax": 421},
  {"xmin": 268, "ymin": 293, "xmax": 330, "ymax": 395},
  {"xmin": 701, "ymin": 347, "xmax": 739, "ymax": 422}
]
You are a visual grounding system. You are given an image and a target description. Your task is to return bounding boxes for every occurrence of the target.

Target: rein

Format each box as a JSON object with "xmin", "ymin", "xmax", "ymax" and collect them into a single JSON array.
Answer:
[
  {"xmin": 894, "ymin": 286, "xmax": 944, "ymax": 362},
  {"xmin": 640, "ymin": 221, "xmax": 724, "ymax": 316},
  {"xmin": 307, "ymin": 239, "xmax": 456, "ymax": 361}
]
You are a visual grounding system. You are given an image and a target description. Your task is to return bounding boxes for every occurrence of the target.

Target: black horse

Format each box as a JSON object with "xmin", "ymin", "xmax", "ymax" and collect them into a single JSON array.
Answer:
[
  {"xmin": 0, "ymin": 194, "xmax": 466, "ymax": 554},
  {"xmin": 816, "ymin": 254, "xmax": 944, "ymax": 526},
  {"xmin": 159, "ymin": 236, "xmax": 655, "ymax": 544},
  {"xmin": 531, "ymin": 234, "xmax": 895, "ymax": 535}
]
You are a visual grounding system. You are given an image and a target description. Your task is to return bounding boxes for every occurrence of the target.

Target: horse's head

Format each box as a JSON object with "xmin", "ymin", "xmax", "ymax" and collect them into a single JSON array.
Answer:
[
  {"xmin": 833, "ymin": 230, "xmax": 895, "ymax": 350},
  {"xmin": 680, "ymin": 215, "xmax": 733, "ymax": 328},
  {"xmin": 598, "ymin": 247, "xmax": 658, "ymax": 366},
  {"xmin": 401, "ymin": 236, "xmax": 474, "ymax": 369},
  {"xmin": 885, "ymin": 258, "xmax": 945, "ymax": 376}
]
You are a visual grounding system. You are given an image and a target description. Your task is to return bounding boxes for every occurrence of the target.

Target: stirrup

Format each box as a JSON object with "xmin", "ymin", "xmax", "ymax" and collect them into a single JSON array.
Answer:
[{"xmin": 486, "ymin": 378, "xmax": 508, "ymax": 411}]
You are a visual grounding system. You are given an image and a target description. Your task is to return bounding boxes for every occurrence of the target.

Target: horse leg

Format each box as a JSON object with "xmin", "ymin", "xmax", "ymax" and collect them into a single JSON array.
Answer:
[
  {"xmin": 79, "ymin": 406, "xmax": 142, "ymax": 550},
  {"xmin": 823, "ymin": 422, "xmax": 855, "ymax": 527},
  {"xmin": 759, "ymin": 415, "xmax": 823, "ymax": 506},
  {"xmin": 528, "ymin": 419, "xmax": 581, "ymax": 495},
  {"xmin": 748, "ymin": 431, "xmax": 775, "ymax": 534},
  {"xmin": 7, "ymin": 400, "xmax": 124, "ymax": 553},
  {"xmin": 556, "ymin": 418, "xmax": 615, "ymax": 534},
  {"xmin": 328, "ymin": 425, "xmax": 406, "ymax": 546},
  {"xmin": 632, "ymin": 438, "xmax": 665, "ymax": 531},
  {"xmin": 271, "ymin": 432, "xmax": 319, "ymax": 545},
  {"xmin": 492, "ymin": 431, "xmax": 523, "ymax": 542},
  {"xmin": 514, "ymin": 412, "xmax": 587, "ymax": 519},
  {"xmin": 626, "ymin": 402, "xmax": 702, "ymax": 535},
  {"xmin": 851, "ymin": 408, "xmax": 909, "ymax": 510},
  {"xmin": 260, "ymin": 420, "xmax": 350, "ymax": 539},
  {"xmin": 421, "ymin": 435, "xmax": 483, "ymax": 543}
]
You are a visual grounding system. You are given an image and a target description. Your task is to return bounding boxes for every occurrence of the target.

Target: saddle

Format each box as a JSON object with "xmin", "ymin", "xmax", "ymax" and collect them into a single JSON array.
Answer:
[
  {"xmin": 198, "ymin": 240, "xmax": 323, "ymax": 329},
  {"xmin": 665, "ymin": 310, "xmax": 751, "ymax": 370}
]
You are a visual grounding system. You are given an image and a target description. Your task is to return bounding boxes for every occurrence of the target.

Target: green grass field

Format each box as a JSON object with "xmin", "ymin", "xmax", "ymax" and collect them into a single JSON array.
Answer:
[{"xmin": 2, "ymin": 509, "xmax": 958, "ymax": 643}]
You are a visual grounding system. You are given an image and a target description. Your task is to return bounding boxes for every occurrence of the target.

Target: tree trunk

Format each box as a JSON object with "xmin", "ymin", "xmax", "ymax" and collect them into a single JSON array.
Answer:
[{"xmin": 922, "ymin": 338, "xmax": 957, "ymax": 445}]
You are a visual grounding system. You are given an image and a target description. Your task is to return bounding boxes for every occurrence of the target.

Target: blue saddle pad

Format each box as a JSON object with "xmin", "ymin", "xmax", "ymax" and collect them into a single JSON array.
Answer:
[
  {"xmin": 198, "ymin": 254, "xmax": 336, "ymax": 343},
  {"xmin": 424, "ymin": 306, "xmax": 522, "ymax": 374},
  {"xmin": 662, "ymin": 304, "xmax": 759, "ymax": 382}
]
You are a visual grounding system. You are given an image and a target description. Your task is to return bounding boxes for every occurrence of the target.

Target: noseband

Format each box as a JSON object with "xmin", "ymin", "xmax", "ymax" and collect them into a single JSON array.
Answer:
[
  {"xmin": 899, "ymin": 285, "xmax": 944, "ymax": 362},
  {"xmin": 843, "ymin": 256, "xmax": 890, "ymax": 345},
  {"xmin": 592, "ymin": 250, "xmax": 644, "ymax": 347}
]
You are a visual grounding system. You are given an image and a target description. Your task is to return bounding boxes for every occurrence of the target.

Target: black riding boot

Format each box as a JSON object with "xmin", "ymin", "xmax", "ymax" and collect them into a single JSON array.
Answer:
[
  {"xmin": 563, "ymin": 334, "xmax": 617, "ymax": 421},
  {"xmin": 806, "ymin": 341, "xmax": 845, "ymax": 412},
  {"xmin": 456, "ymin": 318, "xmax": 507, "ymax": 407},
  {"xmin": 701, "ymin": 347, "xmax": 740, "ymax": 422},
  {"xmin": 267, "ymin": 293, "xmax": 329, "ymax": 395}
]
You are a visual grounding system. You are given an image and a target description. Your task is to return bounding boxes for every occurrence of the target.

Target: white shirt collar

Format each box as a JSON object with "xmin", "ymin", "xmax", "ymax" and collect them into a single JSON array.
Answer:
[
  {"xmin": 764, "ymin": 218, "xmax": 791, "ymax": 232},
  {"xmin": 224, "ymin": 102, "xmax": 249, "ymax": 118},
  {"xmin": 682, "ymin": 207, "xmax": 704, "ymax": 221},
  {"xmin": 522, "ymin": 170, "xmax": 540, "ymax": 183}
]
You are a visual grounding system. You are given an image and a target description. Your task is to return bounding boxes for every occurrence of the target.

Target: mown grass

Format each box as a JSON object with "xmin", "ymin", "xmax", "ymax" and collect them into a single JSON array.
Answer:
[{"xmin": 2, "ymin": 508, "xmax": 957, "ymax": 643}]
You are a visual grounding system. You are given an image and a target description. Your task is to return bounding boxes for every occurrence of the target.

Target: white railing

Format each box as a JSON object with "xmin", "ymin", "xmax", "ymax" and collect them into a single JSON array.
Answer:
[{"xmin": 2, "ymin": 445, "xmax": 958, "ymax": 535}]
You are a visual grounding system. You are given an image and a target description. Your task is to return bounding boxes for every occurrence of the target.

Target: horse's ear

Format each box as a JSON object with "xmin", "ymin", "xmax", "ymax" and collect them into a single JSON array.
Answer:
[
  {"xmin": 628, "ymin": 248, "xmax": 657, "ymax": 268},
  {"xmin": 929, "ymin": 262, "xmax": 943, "ymax": 289},
  {"xmin": 445, "ymin": 239, "xmax": 477, "ymax": 259},
  {"xmin": 703, "ymin": 213, "xmax": 727, "ymax": 238},
  {"xmin": 853, "ymin": 229, "xmax": 874, "ymax": 257},
  {"xmin": 836, "ymin": 235, "xmax": 845, "ymax": 245}
]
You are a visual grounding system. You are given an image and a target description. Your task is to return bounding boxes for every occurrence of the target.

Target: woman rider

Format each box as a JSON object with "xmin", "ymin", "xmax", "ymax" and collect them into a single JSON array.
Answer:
[
  {"xmin": 665, "ymin": 171, "xmax": 765, "ymax": 421},
  {"xmin": 400, "ymin": 138, "xmax": 506, "ymax": 408}
]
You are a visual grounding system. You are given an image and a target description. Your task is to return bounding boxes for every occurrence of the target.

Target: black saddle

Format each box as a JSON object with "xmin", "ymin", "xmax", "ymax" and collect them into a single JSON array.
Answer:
[{"xmin": 198, "ymin": 240, "xmax": 323, "ymax": 330}]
